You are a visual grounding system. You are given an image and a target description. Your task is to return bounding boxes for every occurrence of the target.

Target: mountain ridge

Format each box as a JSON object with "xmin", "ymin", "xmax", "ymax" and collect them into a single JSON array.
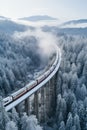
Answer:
[
  {"xmin": 63, "ymin": 19, "xmax": 87, "ymax": 25},
  {"xmin": 19, "ymin": 15, "xmax": 57, "ymax": 22}
]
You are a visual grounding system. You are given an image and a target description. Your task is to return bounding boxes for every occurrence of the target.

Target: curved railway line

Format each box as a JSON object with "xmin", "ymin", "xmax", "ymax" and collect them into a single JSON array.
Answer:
[{"xmin": 3, "ymin": 45, "xmax": 61, "ymax": 112}]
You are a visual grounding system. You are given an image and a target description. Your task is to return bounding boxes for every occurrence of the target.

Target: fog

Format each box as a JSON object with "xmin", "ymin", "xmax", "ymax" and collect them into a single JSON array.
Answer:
[
  {"xmin": 13, "ymin": 28, "xmax": 57, "ymax": 58},
  {"xmin": 0, "ymin": 25, "xmax": 59, "ymax": 96},
  {"xmin": 0, "ymin": 19, "xmax": 87, "ymax": 130}
]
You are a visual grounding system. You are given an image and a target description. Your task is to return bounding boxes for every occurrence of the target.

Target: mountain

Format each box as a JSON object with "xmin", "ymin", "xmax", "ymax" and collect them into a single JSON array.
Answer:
[
  {"xmin": 19, "ymin": 15, "xmax": 57, "ymax": 22},
  {"xmin": 0, "ymin": 16, "xmax": 10, "ymax": 20},
  {"xmin": 62, "ymin": 19, "xmax": 87, "ymax": 25},
  {"xmin": 59, "ymin": 27, "xmax": 87, "ymax": 36},
  {"xmin": 0, "ymin": 18, "xmax": 34, "ymax": 34}
]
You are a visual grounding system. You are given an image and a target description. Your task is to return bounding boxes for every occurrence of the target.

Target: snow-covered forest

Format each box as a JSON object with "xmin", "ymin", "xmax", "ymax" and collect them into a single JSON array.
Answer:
[
  {"xmin": 39, "ymin": 30, "xmax": 87, "ymax": 130},
  {"xmin": 55, "ymin": 33, "xmax": 87, "ymax": 130},
  {"xmin": 0, "ymin": 19, "xmax": 87, "ymax": 130},
  {"xmin": 0, "ymin": 32, "xmax": 39, "ymax": 96},
  {"xmin": 0, "ymin": 30, "xmax": 52, "ymax": 97},
  {"xmin": 1, "ymin": 31, "xmax": 87, "ymax": 130},
  {"xmin": 0, "ymin": 96, "xmax": 42, "ymax": 130}
]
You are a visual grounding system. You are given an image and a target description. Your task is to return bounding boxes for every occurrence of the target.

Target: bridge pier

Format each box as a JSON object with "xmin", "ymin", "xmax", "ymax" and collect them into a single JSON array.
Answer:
[
  {"xmin": 34, "ymin": 91, "xmax": 39, "ymax": 119},
  {"xmin": 45, "ymin": 82, "xmax": 50, "ymax": 119},
  {"xmin": 13, "ymin": 74, "xmax": 57, "ymax": 122},
  {"xmin": 15, "ymin": 102, "xmax": 24, "ymax": 116},
  {"xmin": 45, "ymin": 75, "xmax": 57, "ymax": 119},
  {"xmin": 25, "ymin": 97, "xmax": 30, "ymax": 116},
  {"xmin": 4, "ymin": 46, "xmax": 60, "ymax": 124},
  {"xmin": 50, "ymin": 75, "xmax": 56, "ymax": 115},
  {"xmin": 40, "ymin": 87, "xmax": 45, "ymax": 123}
]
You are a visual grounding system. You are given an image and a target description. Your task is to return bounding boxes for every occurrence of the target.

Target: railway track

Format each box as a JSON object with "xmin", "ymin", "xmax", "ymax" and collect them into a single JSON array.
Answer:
[{"xmin": 3, "ymin": 46, "xmax": 61, "ymax": 112}]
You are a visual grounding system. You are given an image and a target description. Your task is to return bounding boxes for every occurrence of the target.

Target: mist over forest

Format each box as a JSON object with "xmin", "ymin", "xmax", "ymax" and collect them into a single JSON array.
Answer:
[
  {"xmin": 42, "ymin": 27, "xmax": 87, "ymax": 130},
  {"xmin": 0, "ymin": 26, "xmax": 55, "ymax": 97},
  {"xmin": 0, "ymin": 19, "xmax": 87, "ymax": 130}
]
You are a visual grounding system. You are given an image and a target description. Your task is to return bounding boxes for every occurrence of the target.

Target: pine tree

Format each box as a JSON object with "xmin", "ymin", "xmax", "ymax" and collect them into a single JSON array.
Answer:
[
  {"xmin": 71, "ymin": 125, "xmax": 76, "ymax": 130},
  {"xmin": 59, "ymin": 121, "xmax": 65, "ymax": 130},
  {"xmin": 74, "ymin": 114, "xmax": 81, "ymax": 130},
  {"xmin": 21, "ymin": 114, "xmax": 42, "ymax": 130},
  {"xmin": 66, "ymin": 113, "xmax": 73, "ymax": 130},
  {"xmin": 11, "ymin": 108, "xmax": 19, "ymax": 126},
  {"xmin": 6, "ymin": 121, "xmax": 18, "ymax": 130},
  {"xmin": 70, "ymin": 73, "xmax": 78, "ymax": 92},
  {"xmin": 80, "ymin": 84, "xmax": 87, "ymax": 100},
  {"xmin": 21, "ymin": 113, "xmax": 28, "ymax": 130},
  {"xmin": 0, "ymin": 96, "xmax": 10, "ymax": 130},
  {"xmin": 71, "ymin": 101, "xmax": 77, "ymax": 116}
]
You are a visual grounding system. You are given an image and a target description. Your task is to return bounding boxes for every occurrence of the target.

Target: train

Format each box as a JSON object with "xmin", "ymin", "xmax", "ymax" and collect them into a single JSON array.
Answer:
[{"xmin": 3, "ymin": 51, "xmax": 58, "ymax": 107}]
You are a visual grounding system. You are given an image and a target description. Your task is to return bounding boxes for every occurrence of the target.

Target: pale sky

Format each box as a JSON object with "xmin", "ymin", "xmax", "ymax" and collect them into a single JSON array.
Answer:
[{"xmin": 0, "ymin": 0, "xmax": 87, "ymax": 20}]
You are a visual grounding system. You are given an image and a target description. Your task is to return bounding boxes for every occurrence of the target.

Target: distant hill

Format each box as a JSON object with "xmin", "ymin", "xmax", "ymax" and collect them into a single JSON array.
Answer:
[
  {"xmin": 59, "ymin": 27, "xmax": 87, "ymax": 36},
  {"xmin": 63, "ymin": 19, "xmax": 87, "ymax": 25},
  {"xmin": 42, "ymin": 25, "xmax": 87, "ymax": 36},
  {"xmin": 0, "ymin": 15, "xmax": 10, "ymax": 20},
  {"xmin": 0, "ymin": 16, "xmax": 6, "ymax": 19},
  {"xmin": 19, "ymin": 15, "xmax": 57, "ymax": 22},
  {"xmin": 0, "ymin": 18, "xmax": 34, "ymax": 34}
]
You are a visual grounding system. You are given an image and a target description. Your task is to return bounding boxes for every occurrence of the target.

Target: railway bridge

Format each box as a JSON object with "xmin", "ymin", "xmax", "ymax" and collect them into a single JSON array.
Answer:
[{"xmin": 3, "ymin": 46, "xmax": 61, "ymax": 122}]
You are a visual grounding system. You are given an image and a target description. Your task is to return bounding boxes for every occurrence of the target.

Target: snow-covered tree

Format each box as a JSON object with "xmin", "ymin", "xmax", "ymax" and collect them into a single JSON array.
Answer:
[
  {"xmin": 84, "ymin": 97, "xmax": 87, "ymax": 108},
  {"xmin": 74, "ymin": 114, "xmax": 81, "ymax": 130},
  {"xmin": 66, "ymin": 113, "xmax": 73, "ymax": 130},
  {"xmin": 11, "ymin": 108, "xmax": 19, "ymax": 126},
  {"xmin": 80, "ymin": 84, "xmax": 87, "ymax": 100},
  {"xmin": 0, "ymin": 96, "xmax": 10, "ymax": 130},
  {"xmin": 21, "ymin": 113, "xmax": 42, "ymax": 130},
  {"xmin": 56, "ymin": 94, "xmax": 67, "ymax": 122},
  {"xmin": 70, "ymin": 73, "xmax": 78, "ymax": 92},
  {"xmin": 83, "ymin": 61, "xmax": 87, "ymax": 79},
  {"xmin": 71, "ymin": 101, "xmax": 77, "ymax": 116},
  {"xmin": 71, "ymin": 126, "xmax": 76, "ymax": 130},
  {"xmin": 6, "ymin": 121, "xmax": 18, "ymax": 130},
  {"xmin": 59, "ymin": 121, "xmax": 65, "ymax": 130}
]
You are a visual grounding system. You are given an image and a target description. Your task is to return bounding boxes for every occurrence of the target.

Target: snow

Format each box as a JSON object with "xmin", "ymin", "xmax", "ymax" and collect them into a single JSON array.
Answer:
[{"xmin": 5, "ymin": 46, "xmax": 61, "ymax": 111}]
